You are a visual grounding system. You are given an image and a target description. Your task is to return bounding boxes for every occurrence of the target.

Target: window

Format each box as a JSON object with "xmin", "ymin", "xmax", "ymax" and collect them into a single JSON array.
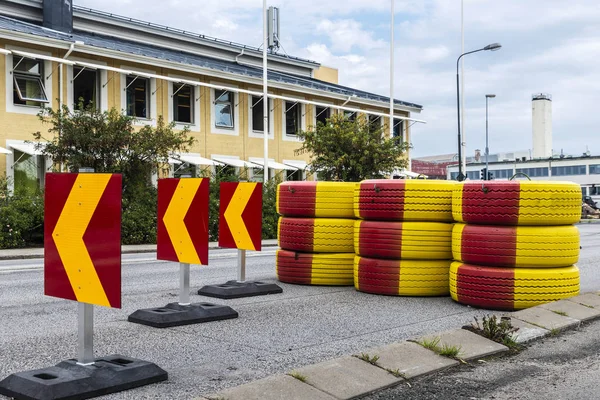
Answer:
[
  {"xmin": 551, "ymin": 165, "xmax": 586, "ymax": 176},
  {"xmin": 251, "ymin": 95, "xmax": 270, "ymax": 133},
  {"xmin": 285, "ymin": 101, "xmax": 301, "ymax": 136},
  {"xmin": 516, "ymin": 167, "xmax": 549, "ymax": 177},
  {"xmin": 13, "ymin": 56, "xmax": 48, "ymax": 107},
  {"xmin": 214, "ymin": 90, "xmax": 234, "ymax": 128},
  {"xmin": 126, "ymin": 76, "xmax": 150, "ymax": 118},
  {"xmin": 13, "ymin": 149, "xmax": 46, "ymax": 191},
  {"xmin": 590, "ymin": 165, "xmax": 600, "ymax": 175},
  {"xmin": 393, "ymin": 118, "xmax": 404, "ymax": 139},
  {"xmin": 73, "ymin": 66, "xmax": 99, "ymax": 110},
  {"xmin": 173, "ymin": 83, "xmax": 194, "ymax": 124},
  {"xmin": 315, "ymin": 106, "xmax": 330, "ymax": 125},
  {"xmin": 344, "ymin": 110, "xmax": 356, "ymax": 121},
  {"xmin": 174, "ymin": 162, "xmax": 197, "ymax": 178},
  {"xmin": 450, "ymin": 172, "xmax": 458, "ymax": 180},
  {"xmin": 489, "ymin": 169, "xmax": 514, "ymax": 179},
  {"xmin": 368, "ymin": 115, "xmax": 381, "ymax": 133},
  {"xmin": 287, "ymin": 170, "xmax": 303, "ymax": 181},
  {"xmin": 466, "ymin": 171, "xmax": 480, "ymax": 180}
]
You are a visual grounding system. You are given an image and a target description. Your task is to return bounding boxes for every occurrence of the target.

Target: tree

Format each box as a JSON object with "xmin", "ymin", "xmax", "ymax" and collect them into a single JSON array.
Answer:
[
  {"xmin": 33, "ymin": 104, "xmax": 195, "ymax": 194},
  {"xmin": 295, "ymin": 113, "xmax": 409, "ymax": 182}
]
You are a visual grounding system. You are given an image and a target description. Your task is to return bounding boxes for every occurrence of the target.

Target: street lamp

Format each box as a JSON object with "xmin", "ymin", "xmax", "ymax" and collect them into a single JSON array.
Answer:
[
  {"xmin": 485, "ymin": 94, "xmax": 496, "ymax": 180},
  {"xmin": 455, "ymin": 43, "xmax": 501, "ymax": 181}
]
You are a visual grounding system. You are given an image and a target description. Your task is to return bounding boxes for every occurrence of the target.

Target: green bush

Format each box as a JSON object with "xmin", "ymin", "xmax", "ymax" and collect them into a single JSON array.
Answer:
[
  {"xmin": 0, "ymin": 177, "xmax": 44, "ymax": 248},
  {"xmin": 121, "ymin": 184, "xmax": 158, "ymax": 245}
]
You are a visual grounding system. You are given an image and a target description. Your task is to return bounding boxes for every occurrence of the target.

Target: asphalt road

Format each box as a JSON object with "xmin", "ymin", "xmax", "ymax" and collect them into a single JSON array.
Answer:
[{"xmin": 1, "ymin": 224, "xmax": 599, "ymax": 399}]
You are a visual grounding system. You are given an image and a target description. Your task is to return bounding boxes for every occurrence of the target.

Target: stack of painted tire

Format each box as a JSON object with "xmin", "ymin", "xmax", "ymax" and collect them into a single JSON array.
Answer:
[
  {"xmin": 353, "ymin": 179, "xmax": 456, "ymax": 296},
  {"xmin": 451, "ymin": 180, "xmax": 582, "ymax": 310},
  {"xmin": 276, "ymin": 182, "xmax": 356, "ymax": 286}
]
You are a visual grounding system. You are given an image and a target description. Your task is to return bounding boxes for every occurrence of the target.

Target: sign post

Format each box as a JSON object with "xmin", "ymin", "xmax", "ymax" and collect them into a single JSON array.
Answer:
[
  {"xmin": 128, "ymin": 178, "xmax": 238, "ymax": 328},
  {"xmin": 198, "ymin": 182, "xmax": 282, "ymax": 299},
  {"xmin": 0, "ymin": 173, "xmax": 167, "ymax": 400}
]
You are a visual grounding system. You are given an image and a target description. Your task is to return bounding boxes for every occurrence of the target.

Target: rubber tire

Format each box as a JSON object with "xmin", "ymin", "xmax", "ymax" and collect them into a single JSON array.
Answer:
[
  {"xmin": 276, "ymin": 250, "xmax": 354, "ymax": 286},
  {"xmin": 354, "ymin": 179, "xmax": 455, "ymax": 222},
  {"xmin": 452, "ymin": 181, "xmax": 582, "ymax": 226},
  {"xmin": 452, "ymin": 223, "xmax": 580, "ymax": 268},
  {"xmin": 450, "ymin": 262, "xmax": 580, "ymax": 311},
  {"xmin": 277, "ymin": 181, "xmax": 356, "ymax": 218},
  {"xmin": 278, "ymin": 217, "xmax": 355, "ymax": 253},
  {"xmin": 354, "ymin": 256, "xmax": 451, "ymax": 296},
  {"xmin": 354, "ymin": 220, "xmax": 452, "ymax": 260}
]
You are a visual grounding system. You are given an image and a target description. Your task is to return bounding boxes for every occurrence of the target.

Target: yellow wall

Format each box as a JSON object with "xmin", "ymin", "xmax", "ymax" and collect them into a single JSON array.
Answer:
[
  {"xmin": 313, "ymin": 65, "xmax": 339, "ymax": 84},
  {"xmin": 0, "ymin": 39, "xmax": 412, "ymax": 180}
]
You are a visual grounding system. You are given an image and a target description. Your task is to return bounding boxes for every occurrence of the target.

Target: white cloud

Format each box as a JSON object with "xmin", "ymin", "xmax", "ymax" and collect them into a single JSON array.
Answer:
[{"xmin": 317, "ymin": 19, "xmax": 386, "ymax": 53}]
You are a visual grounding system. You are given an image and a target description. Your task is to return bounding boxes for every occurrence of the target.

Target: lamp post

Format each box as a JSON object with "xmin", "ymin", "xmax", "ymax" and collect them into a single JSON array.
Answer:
[
  {"xmin": 485, "ymin": 94, "xmax": 495, "ymax": 180},
  {"xmin": 455, "ymin": 42, "xmax": 501, "ymax": 181}
]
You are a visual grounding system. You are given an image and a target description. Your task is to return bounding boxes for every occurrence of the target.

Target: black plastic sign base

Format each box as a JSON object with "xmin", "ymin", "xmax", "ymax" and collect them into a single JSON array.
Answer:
[
  {"xmin": 0, "ymin": 354, "xmax": 167, "ymax": 400},
  {"xmin": 198, "ymin": 280, "xmax": 283, "ymax": 299},
  {"xmin": 127, "ymin": 302, "xmax": 238, "ymax": 328}
]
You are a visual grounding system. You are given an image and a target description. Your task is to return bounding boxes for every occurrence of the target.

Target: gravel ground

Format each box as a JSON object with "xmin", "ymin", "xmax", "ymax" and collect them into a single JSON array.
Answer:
[
  {"xmin": 364, "ymin": 317, "xmax": 600, "ymax": 400},
  {"xmin": 1, "ymin": 224, "xmax": 598, "ymax": 399}
]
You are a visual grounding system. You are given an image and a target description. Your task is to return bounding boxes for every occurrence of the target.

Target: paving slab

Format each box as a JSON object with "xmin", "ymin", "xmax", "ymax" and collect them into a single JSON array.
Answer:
[
  {"xmin": 511, "ymin": 306, "xmax": 580, "ymax": 331},
  {"xmin": 503, "ymin": 316, "xmax": 549, "ymax": 343},
  {"xmin": 540, "ymin": 299, "xmax": 600, "ymax": 321},
  {"xmin": 415, "ymin": 329, "xmax": 508, "ymax": 361},
  {"xmin": 363, "ymin": 341, "xmax": 458, "ymax": 379},
  {"xmin": 206, "ymin": 374, "xmax": 336, "ymax": 400},
  {"xmin": 295, "ymin": 356, "xmax": 401, "ymax": 400},
  {"xmin": 567, "ymin": 293, "xmax": 600, "ymax": 309}
]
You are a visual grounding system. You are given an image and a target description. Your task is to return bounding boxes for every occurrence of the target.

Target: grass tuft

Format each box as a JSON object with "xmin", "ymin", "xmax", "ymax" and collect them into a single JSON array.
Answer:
[
  {"xmin": 416, "ymin": 337, "xmax": 463, "ymax": 360},
  {"xmin": 471, "ymin": 315, "xmax": 522, "ymax": 351},
  {"xmin": 356, "ymin": 352, "xmax": 380, "ymax": 365},
  {"xmin": 287, "ymin": 371, "xmax": 308, "ymax": 383},
  {"xmin": 551, "ymin": 310, "xmax": 568, "ymax": 317}
]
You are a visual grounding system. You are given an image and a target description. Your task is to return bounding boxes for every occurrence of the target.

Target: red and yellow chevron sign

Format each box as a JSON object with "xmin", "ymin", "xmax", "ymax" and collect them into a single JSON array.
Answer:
[
  {"xmin": 219, "ymin": 182, "xmax": 262, "ymax": 251},
  {"xmin": 44, "ymin": 173, "xmax": 122, "ymax": 308},
  {"xmin": 157, "ymin": 178, "xmax": 209, "ymax": 264}
]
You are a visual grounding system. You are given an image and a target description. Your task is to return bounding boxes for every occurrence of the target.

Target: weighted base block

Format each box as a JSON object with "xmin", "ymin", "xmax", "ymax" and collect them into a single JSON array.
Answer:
[
  {"xmin": 198, "ymin": 280, "xmax": 283, "ymax": 299},
  {"xmin": 127, "ymin": 302, "xmax": 238, "ymax": 328},
  {"xmin": 0, "ymin": 354, "xmax": 167, "ymax": 400}
]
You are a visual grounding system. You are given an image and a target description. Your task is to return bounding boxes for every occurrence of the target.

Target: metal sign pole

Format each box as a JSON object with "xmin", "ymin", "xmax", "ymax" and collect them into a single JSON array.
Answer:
[
  {"xmin": 77, "ymin": 302, "xmax": 94, "ymax": 365},
  {"xmin": 237, "ymin": 249, "xmax": 246, "ymax": 282},
  {"xmin": 179, "ymin": 262, "xmax": 191, "ymax": 306}
]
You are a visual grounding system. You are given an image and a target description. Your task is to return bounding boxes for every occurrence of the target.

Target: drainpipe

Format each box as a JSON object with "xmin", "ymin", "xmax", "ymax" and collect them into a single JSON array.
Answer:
[
  {"xmin": 58, "ymin": 42, "xmax": 75, "ymax": 172},
  {"xmin": 235, "ymin": 48, "xmax": 245, "ymax": 64}
]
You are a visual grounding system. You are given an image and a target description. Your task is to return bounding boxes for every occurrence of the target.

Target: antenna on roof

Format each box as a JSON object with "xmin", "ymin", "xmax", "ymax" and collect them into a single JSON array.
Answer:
[{"xmin": 267, "ymin": 6, "xmax": 280, "ymax": 52}]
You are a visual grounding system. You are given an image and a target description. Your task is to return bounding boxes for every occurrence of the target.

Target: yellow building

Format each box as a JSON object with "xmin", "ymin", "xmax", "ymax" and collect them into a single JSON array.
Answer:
[{"xmin": 0, "ymin": 0, "xmax": 423, "ymax": 191}]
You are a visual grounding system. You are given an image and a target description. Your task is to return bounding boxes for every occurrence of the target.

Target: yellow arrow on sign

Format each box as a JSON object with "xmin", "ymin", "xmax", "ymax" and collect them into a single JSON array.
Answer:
[
  {"xmin": 224, "ymin": 183, "xmax": 257, "ymax": 250},
  {"xmin": 53, "ymin": 175, "xmax": 111, "ymax": 307},
  {"xmin": 163, "ymin": 179, "xmax": 202, "ymax": 264}
]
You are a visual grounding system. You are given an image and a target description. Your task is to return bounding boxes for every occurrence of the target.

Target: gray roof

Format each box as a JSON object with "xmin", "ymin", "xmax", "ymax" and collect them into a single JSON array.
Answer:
[{"xmin": 0, "ymin": 15, "xmax": 423, "ymax": 110}]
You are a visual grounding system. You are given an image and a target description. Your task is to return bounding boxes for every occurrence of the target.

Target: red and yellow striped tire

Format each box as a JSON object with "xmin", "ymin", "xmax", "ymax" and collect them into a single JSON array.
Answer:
[
  {"xmin": 450, "ymin": 262, "xmax": 580, "ymax": 311},
  {"xmin": 277, "ymin": 181, "xmax": 356, "ymax": 218},
  {"xmin": 452, "ymin": 223, "xmax": 580, "ymax": 268},
  {"xmin": 453, "ymin": 181, "xmax": 581, "ymax": 226},
  {"xmin": 354, "ymin": 221, "xmax": 452, "ymax": 260},
  {"xmin": 278, "ymin": 217, "xmax": 354, "ymax": 253},
  {"xmin": 354, "ymin": 256, "xmax": 451, "ymax": 296},
  {"xmin": 354, "ymin": 179, "xmax": 455, "ymax": 222},
  {"xmin": 276, "ymin": 250, "xmax": 354, "ymax": 286}
]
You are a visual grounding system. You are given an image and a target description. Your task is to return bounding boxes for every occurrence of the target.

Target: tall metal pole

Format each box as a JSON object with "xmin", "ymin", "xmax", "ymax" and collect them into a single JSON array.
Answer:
[
  {"xmin": 485, "ymin": 96, "xmax": 489, "ymax": 180},
  {"xmin": 460, "ymin": 0, "xmax": 466, "ymax": 175},
  {"xmin": 179, "ymin": 262, "xmax": 191, "ymax": 306},
  {"xmin": 389, "ymin": 0, "xmax": 394, "ymax": 140},
  {"xmin": 262, "ymin": 0, "xmax": 269, "ymax": 184},
  {"xmin": 456, "ymin": 71, "xmax": 462, "ymax": 180},
  {"xmin": 77, "ymin": 303, "xmax": 94, "ymax": 365}
]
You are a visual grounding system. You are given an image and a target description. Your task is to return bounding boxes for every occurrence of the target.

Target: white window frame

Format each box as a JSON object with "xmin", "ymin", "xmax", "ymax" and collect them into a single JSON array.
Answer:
[
  {"xmin": 248, "ymin": 94, "xmax": 274, "ymax": 139},
  {"xmin": 5, "ymin": 45, "xmax": 53, "ymax": 116},
  {"xmin": 168, "ymin": 74, "xmax": 200, "ymax": 132},
  {"xmin": 313, "ymin": 103, "xmax": 332, "ymax": 129},
  {"xmin": 120, "ymin": 65, "xmax": 157, "ymax": 126},
  {"xmin": 5, "ymin": 139, "xmax": 52, "ymax": 193},
  {"xmin": 282, "ymin": 95, "xmax": 306, "ymax": 142},
  {"xmin": 210, "ymin": 82, "xmax": 239, "ymax": 136},
  {"xmin": 67, "ymin": 57, "xmax": 109, "ymax": 112}
]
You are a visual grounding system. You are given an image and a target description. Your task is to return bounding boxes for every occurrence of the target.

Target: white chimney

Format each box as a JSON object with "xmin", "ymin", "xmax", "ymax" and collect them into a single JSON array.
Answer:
[{"xmin": 532, "ymin": 93, "xmax": 552, "ymax": 158}]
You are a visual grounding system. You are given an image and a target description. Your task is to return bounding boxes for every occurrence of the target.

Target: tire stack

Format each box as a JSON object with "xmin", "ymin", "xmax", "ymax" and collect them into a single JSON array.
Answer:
[
  {"xmin": 276, "ymin": 182, "xmax": 356, "ymax": 286},
  {"xmin": 353, "ymin": 179, "xmax": 456, "ymax": 296},
  {"xmin": 450, "ymin": 180, "xmax": 582, "ymax": 310}
]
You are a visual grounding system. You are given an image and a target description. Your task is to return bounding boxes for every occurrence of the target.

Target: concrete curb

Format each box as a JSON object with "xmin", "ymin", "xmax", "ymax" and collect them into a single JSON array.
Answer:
[
  {"xmin": 0, "ymin": 241, "xmax": 279, "ymax": 261},
  {"xmin": 205, "ymin": 292, "xmax": 600, "ymax": 400}
]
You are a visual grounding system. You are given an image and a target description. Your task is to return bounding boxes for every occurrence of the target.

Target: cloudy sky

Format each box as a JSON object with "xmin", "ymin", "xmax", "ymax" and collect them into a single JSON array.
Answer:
[{"xmin": 76, "ymin": 0, "xmax": 600, "ymax": 158}]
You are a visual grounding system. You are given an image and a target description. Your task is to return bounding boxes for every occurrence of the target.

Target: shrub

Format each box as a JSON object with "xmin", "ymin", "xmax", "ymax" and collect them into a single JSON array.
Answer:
[{"xmin": 0, "ymin": 177, "xmax": 44, "ymax": 248}]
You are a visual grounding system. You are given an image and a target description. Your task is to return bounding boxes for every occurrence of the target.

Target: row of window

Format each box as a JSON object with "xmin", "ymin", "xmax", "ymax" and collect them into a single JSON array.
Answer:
[
  {"xmin": 12, "ymin": 55, "xmax": 406, "ymax": 137},
  {"xmin": 452, "ymin": 164, "xmax": 600, "ymax": 180}
]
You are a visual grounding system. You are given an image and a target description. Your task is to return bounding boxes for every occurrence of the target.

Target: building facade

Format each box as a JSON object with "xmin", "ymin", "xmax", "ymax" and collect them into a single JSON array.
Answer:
[{"xmin": 0, "ymin": 0, "xmax": 422, "ymax": 191}]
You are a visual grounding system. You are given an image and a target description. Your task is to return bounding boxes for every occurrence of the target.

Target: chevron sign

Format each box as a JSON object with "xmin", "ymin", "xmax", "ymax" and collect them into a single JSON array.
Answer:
[
  {"xmin": 157, "ymin": 178, "xmax": 209, "ymax": 265},
  {"xmin": 44, "ymin": 173, "xmax": 122, "ymax": 308},
  {"xmin": 219, "ymin": 182, "xmax": 262, "ymax": 251}
]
